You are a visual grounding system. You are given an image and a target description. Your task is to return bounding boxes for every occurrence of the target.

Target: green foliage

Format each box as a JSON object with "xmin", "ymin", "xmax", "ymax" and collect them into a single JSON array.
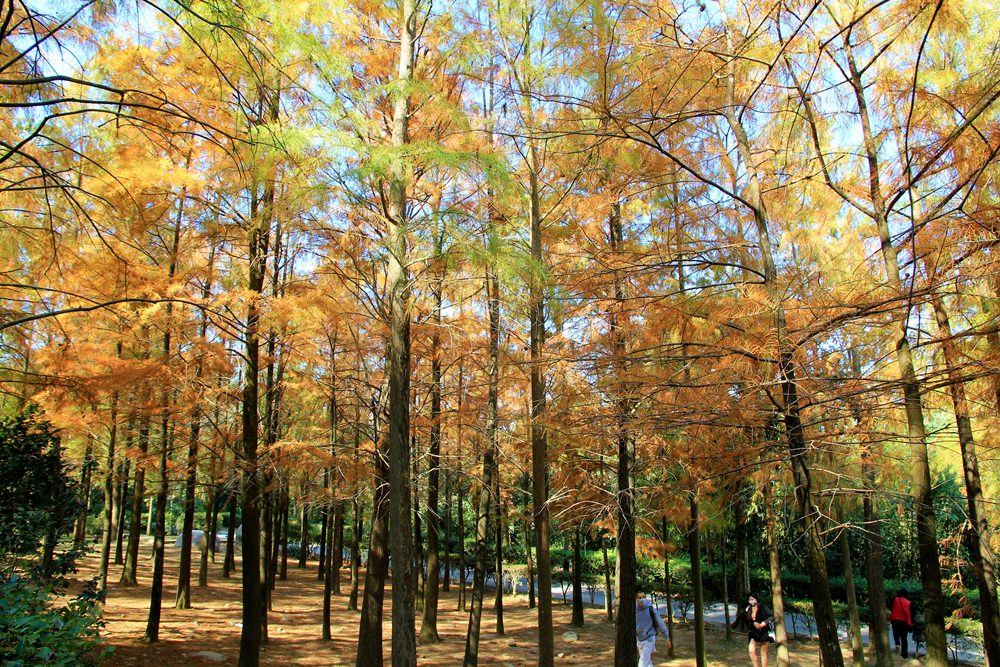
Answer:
[
  {"xmin": 0, "ymin": 575, "xmax": 109, "ymax": 665},
  {"xmin": 0, "ymin": 407, "xmax": 78, "ymax": 570}
]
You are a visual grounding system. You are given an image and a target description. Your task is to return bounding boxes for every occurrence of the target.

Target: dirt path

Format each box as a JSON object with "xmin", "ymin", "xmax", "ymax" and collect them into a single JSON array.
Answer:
[{"xmin": 76, "ymin": 542, "xmax": 914, "ymax": 666}]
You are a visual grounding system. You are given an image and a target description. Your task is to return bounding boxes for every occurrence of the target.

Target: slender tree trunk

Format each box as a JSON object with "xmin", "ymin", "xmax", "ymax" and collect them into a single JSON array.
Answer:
[
  {"xmin": 602, "ymin": 538, "xmax": 613, "ymax": 622},
  {"xmin": 299, "ymin": 504, "xmax": 309, "ymax": 568},
  {"xmin": 836, "ymin": 508, "xmax": 864, "ymax": 667},
  {"xmin": 442, "ymin": 459, "xmax": 451, "ymax": 594},
  {"xmin": 420, "ymin": 247, "xmax": 444, "ymax": 641},
  {"xmin": 571, "ymin": 525, "xmax": 584, "ymax": 627},
  {"xmin": 456, "ymin": 364, "xmax": 467, "ymax": 612},
  {"xmin": 224, "ymin": 488, "xmax": 237, "ymax": 578},
  {"xmin": 114, "ymin": 454, "xmax": 130, "ymax": 566},
  {"xmin": 348, "ymin": 498, "xmax": 361, "ymax": 611},
  {"xmin": 74, "ymin": 443, "xmax": 93, "ymax": 548},
  {"xmin": 766, "ymin": 485, "xmax": 789, "ymax": 667},
  {"xmin": 318, "ymin": 508, "xmax": 328, "ymax": 580},
  {"xmin": 463, "ymin": 262, "xmax": 501, "ymax": 665},
  {"xmin": 493, "ymin": 447, "xmax": 504, "ymax": 635},
  {"xmin": 200, "ymin": 487, "xmax": 213, "ymax": 587},
  {"xmin": 931, "ymin": 296, "xmax": 1000, "ymax": 665},
  {"xmin": 121, "ymin": 407, "xmax": 150, "ymax": 585},
  {"xmin": 838, "ymin": 42, "xmax": 946, "ymax": 665},
  {"xmin": 99, "ymin": 383, "xmax": 120, "ymax": 594},
  {"xmin": 525, "ymin": 516, "xmax": 536, "ymax": 610},
  {"xmin": 323, "ymin": 497, "xmax": 335, "ymax": 640},
  {"xmin": 660, "ymin": 518, "xmax": 674, "ymax": 655},
  {"xmin": 143, "ymin": 398, "xmax": 171, "ymax": 642},
  {"xmin": 689, "ymin": 490, "xmax": 705, "ymax": 667},
  {"xmin": 462, "ymin": 389, "xmax": 496, "ymax": 667}
]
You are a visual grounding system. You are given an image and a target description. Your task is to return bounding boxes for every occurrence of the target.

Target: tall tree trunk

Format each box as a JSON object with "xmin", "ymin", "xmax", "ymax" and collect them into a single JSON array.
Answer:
[
  {"xmin": 463, "ymin": 262, "xmax": 501, "ymax": 666},
  {"xmin": 571, "ymin": 525, "xmax": 584, "ymax": 627},
  {"xmin": 462, "ymin": 383, "xmax": 496, "ymax": 667},
  {"xmin": 236, "ymin": 86, "xmax": 276, "ymax": 662},
  {"xmin": 318, "ymin": 508, "xmax": 328, "ymax": 580},
  {"xmin": 420, "ymin": 238, "xmax": 444, "ymax": 641},
  {"xmin": 200, "ymin": 487, "xmax": 214, "ymax": 587},
  {"xmin": 74, "ymin": 443, "xmax": 93, "ymax": 548},
  {"xmin": 766, "ymin": 485, "xmax": 789, "ymax": 667},
  {"xmin": 348, "ymin": 402, "xmax": 362, "ymax": 611},
  {"xmin": 299, "ymin": 504, "xmax": 309, "ymax": 568},
  {"xmin": 720, "ymin": 44, "xmax": 843, "ymax": 663},
  {"xmin": 323, "ymin": 495, "xmax": 336, "ymax": 640},
  {"xmin": 456, "ymin": 364, "xmax": 467, "ymax": 612},
  {"xmin": 837, "ymin": 508, "xmax": 864, "ymax": 667},
  {"xmin": 99, "ymin": 379, "xmax": 120, "ymax": 594},
  {"xmin": 356, "ymin": 395, "xmax": 389, "ymax": 667},
  {"xmin": 931, "ymin": 296, "xmax": 1000, "ymax": 665},
  {"xmin": 660, "ymin": 518, "xmax": 674, "ymax": 656},
  {"xmin": 602, "ymin": 538, "xmax": 613, "ymax": 622},
  {"xmin": 837, "ymin": 41, "xmax": 946, "ymax": 665},
  {"xmin": 384, "ymin": 3, "xmax": 419, "ymax": 664},
  {"xmin": 224, "ymin": 488, "xmax": 237, "ymax": 578},
  {"xmin": 524, "ymin": 516, "xmax": 536, "ymax": 610},
  {"xmin": 689, "ymin": 490, "xmax": 705, "ymax": 667},
  {"xmin": 493, "ymin": 448, "xmax": 504, "ymax": 635},
  {"xmin": 442, "ymin": 458, "xmax": 451, "ymax": 594},
  {"xmin": 114, "ymin": 454, "xmax": 130, "ymax": 566},
  {"xmin": 121, "ymin": 397, "xmax": 150, "ymax": 586}
]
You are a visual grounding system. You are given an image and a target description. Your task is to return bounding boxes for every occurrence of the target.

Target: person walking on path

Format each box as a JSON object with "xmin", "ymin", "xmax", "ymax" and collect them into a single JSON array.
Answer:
[
  {"xmin": 636, "ymin": 591, "xmax": 670, "ymax": 667},
  {"xmin": 735, "ymin": 592, "xmax": 774, "ymax": 667},
  {"xmin": 889, "ymin": 589, "xmax": 914, "ymax": 658}
]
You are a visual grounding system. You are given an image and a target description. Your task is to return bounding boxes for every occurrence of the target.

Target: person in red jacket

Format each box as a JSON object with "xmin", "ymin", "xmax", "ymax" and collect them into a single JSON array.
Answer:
[{"xmin": 889, "ymin": 588, "xmax": 913, "ymax": 658}]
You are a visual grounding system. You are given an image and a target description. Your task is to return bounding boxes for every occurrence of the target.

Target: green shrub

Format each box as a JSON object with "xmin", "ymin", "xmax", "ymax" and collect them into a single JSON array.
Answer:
[{"xmin": 0, "ymin": 574, "xmax": 109, "ymax": 665}]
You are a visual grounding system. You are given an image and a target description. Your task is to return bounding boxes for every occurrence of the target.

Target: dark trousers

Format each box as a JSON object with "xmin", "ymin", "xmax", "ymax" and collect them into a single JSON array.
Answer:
[{"xmin": 891, "ymin": 619, "xmax": 910, "ymax": 657}]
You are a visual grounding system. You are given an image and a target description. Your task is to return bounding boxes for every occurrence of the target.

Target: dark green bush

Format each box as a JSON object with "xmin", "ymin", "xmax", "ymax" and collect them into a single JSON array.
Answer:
[{"xmin": 0, "ymin": 574, "xmax": 108, "ymax": 665}]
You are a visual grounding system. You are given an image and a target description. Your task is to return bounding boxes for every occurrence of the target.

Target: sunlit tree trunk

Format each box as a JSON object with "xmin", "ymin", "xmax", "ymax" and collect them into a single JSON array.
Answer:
[
  {"xmin": 765, "ymin": 485, "xmax": 789, "ymax": 667},
  {"xmin": 356, "ymin": 393, "xmax": 389, "ymax": 667},
  {"xmin": 462, "ymin": 263, "xmax": 500, "ymax": 666}
]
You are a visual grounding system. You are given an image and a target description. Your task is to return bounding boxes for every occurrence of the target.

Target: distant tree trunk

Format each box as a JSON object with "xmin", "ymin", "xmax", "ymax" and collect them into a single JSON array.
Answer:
[
  {"xmin": 121, "ymin": 407, "xmax": 150, "ymax": 586},
  {"xmin": 323, "ymin": 498, "xmax": 335, "ymax": 640},
  {"xmin": 318, "ymin": 508, "xmax": 328, "ymax": 580},
  {"xmin": 298, "ymin": 504, "xmax": 309, "ymax": 568},
  {"xmin": 114, "ymin": 454, "xmax": 130, "ymax": 566},
  {"xmin": 74, "ymin": 443, "xmax": 93, "ymax": 548},
  {"xmin": 224, "ymin": 489, "xmax": 237, "ymax": 578},
  {"xmin": 99, "ymin": 384, "xmax": 120, "ymax": 594},
  {"xmin": 931, "ymin": 296, "xmax": 1000, "ymax": 665},
  {"xmin": 766, "ymin": 484, "xmax": 789, "ymax": 667},
  {"xmin": 721, "ymin": 529, "xmax": 732, "ymax": 642},
  {"xmin": 571, "ymin": 525, "xmax": 584, "ymax": 627},
  {"xmin": 348, "ymin": 499, "xmax": 361, "ymax": 611},
  {"xmin": 176, "ymin": 410, "xmax": 200, "ymax": 609},
  {"xmin": 525, "ymin": 518, "xmax": 536, "ymax": 610},
  {"xmin": 660, "ymin": 518, "xmax": 674, "ymax": 656},
  {"xmin": 602, "ymin": 538, "xmax": 613, "ymax": 622},
  {"xmin": 689, "ymin": 490, "xmax": 705, "ymax": 667},
  {"xmin": 199, "ymin": 487, "xmax": 213, "ymax": 587}
]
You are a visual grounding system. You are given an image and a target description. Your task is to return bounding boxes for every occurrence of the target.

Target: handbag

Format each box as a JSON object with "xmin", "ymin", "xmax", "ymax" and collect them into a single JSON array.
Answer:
[{"xmin": 767, "ymin": 621, "xmax": 776, "ymax": 643}]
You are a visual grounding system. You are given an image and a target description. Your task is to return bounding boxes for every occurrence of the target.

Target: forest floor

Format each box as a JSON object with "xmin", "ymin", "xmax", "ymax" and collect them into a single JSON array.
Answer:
[{"xmin": 73, "ymin": 540, "xmax": 929, "ymax": 666}]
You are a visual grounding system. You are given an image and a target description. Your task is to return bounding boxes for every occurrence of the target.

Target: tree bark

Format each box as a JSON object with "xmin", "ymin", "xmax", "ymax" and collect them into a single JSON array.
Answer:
[
  {"xmin": 571, "ymin": 525, "xmax": 584, "ymax": 627},
  {"xmin": 689, "ymin": 490, "xmax": 705, "ymax": 667},
  {"xmin": 356, "ymin": 394, "xmax": 389, "ymax": 667}
]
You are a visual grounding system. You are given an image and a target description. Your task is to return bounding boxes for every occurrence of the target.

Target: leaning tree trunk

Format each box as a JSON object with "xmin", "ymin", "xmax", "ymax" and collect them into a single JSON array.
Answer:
[{"xmin": 931, "ymin": 295, "xmax": 1000, "ymax": 665}]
